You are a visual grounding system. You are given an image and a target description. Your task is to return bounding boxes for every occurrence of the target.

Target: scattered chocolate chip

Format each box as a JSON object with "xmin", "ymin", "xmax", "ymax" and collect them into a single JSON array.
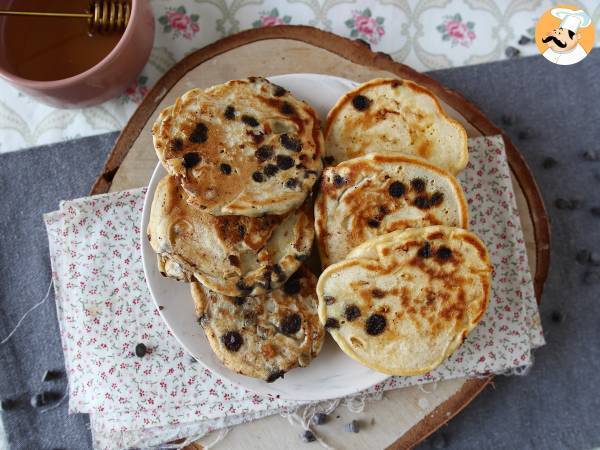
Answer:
[
  {"xmin": 236, "ymin": 279, "xmax": 252, "ymax": 295},
  {"xmin": 430, "ymin": 192, "xmax": 444, "ymax": 206},
  {"xmin": 323, "ymin": 156, "xmax": 335, "ymax": 165},
  {"xmin": 280, "ymin": 102, "xmax": 295, "ymax": 115},
  {"xmin": 197, "ymin": 315, "xmax": 207, "ymax": 327},
  {"xmin": 256, "ymin": 145, "xmax": 274, "ymax": 161},
  {"xmin": 266, "ymin": 370, "xmax": 285, "ymax": 383},
  {"xmin": 280, "ymin": 134, "xmax": 302, "ymax": 152},
  {"xmin": 224, "ymin": 105, "xmax": 235, "ymax": 120},
  {"xmin": 352, "ymin": 95, "xmax": 371, "ymax": 111},
  {"xmin": 324, "ymin": 296, "xmax": 336, "ymax": 305},
  {"xmin": 280, "ymin": 313, "xmax": 302, "ymax": 335},
  {"xmin": 273, "ymin": 85, "xmax": 286, "ymax": 97},
  {"xmin": 584, "ymin": 270, "xmax": 600, "ymax": 284},
  {"xmin": 542, "ymin": 157, "xmax": 557, "ymax": 169},
  {"xmin": 325, "ymin": 318, "xmax": 340, "ymax": 329},
  {"xmin": 518, "ymin": 35, "xmax": 532, "ymax": 45},
  {"xmin": 333, "ymin": 174, "xmax": 345, "ymax": 186},
  {"xmin": 222, "ymin": 331, "xmax": 243, "ymax": 352},
  {"xmin": 367, "ymin": 219, "xmax": 380, "ymax": 228},
  {"xmin": 273, "ymin": 264, "xmax": 286, "ymax": 282},
  {"xmin": 233, "ymin": 297, "xmax": 245, "ymax": 306},
  {"xmin": 388, "ymin": 181, "xmax": 406, "ymax": 198},
  {"xmin": 171, "ymin": 138, "xmax": 183, "ymax": 152},
  {"xmin": 42, "ymin": 370, "xmax": 63, "ymax": 382},
  {"xmin": 242, "ymin": 115, "xmax": 259, "ymax": 127},
  {"xmin": 436, "ymin": 246, "xmax": 453, "ymax": 260},
  {"xmin": 189, "ymin": 123, "xmax": 208, "ymax": 143},
  {"xmin": 418, "ymin": 242, "xmax": 431, "ymax": 258},
  {"xmin": 550, "ymin": 311, "xmax": 563, "ymax": 323},
  {"xmin": 312, "ymin": 412, "xmax": 328, "ymax": 425},
  {"xmin": 583, "ymin": 150, "xmax": 599, "ymax": 161},
  {"xmin": 505, "ymin": 46, "xmax": 520, "ymax": 58},
  {"xmin": 0, "ymin": 398, "xmax": 18, "ymax": 411},
  {"xmin": 345, "ymin": 420, "xmax": 360, "ymax": 433},
  {"xmin": 500, "ymin": 114, "xmax": 516, "ymax": 126},
  {"xmin": 344, "ymin": 305, "xmax": 361, "ymax": 321},
  {"xmin": 576, "ymin": 249, "xmax": 591, "ymax": 264},
  {"xmin": 590, "ymin": 207, "xmax": 600, "ymax": 217},
  {"xmin": 219, "ymin": 163, "xmax": 232, "ymax": 175},
  {"xmin": 135, "ymin": 343, "xmax": 147, "ymax": 357},
  {"xmin": 413, "ymin": 196, "xmax": 430, "ymax": 209},
  {"xmin": 183, "ymin": 152, "xmax": 201, "ymax": 168},
  {"xmin": 276, "ymin": 154, "xmax": 295, "ymax": 170},
  {"xmin": 300, "ymin": 430, "xmax": 316, "ymax": 443},
  {"xmin": 411, "ymin": 178, "xmax": 426, "ymax": 192},
  {"xmin": 285, "ymin": 178, "xmax": 298, "ymax": 189},
  {"xmin": 283, "ymin": 275, "xmax": 301, "ymax": 295},
  {"xmin": 228, "ymin": 254, "xmax": 240, "ymax": 267},
  {"xmin": 264, "ymin": 164, "xmax": 279, "ymax": 177},
  {"xmin": 365, "ymin": 314, "xmax": 386, "ymax": 335},
  {"xmin": 158, "ymin": 305, "xmax": 164, "ymax": 311},
  {"xmin": 252, "ymin": 171, "xmax": 265, "ymax": 182}
]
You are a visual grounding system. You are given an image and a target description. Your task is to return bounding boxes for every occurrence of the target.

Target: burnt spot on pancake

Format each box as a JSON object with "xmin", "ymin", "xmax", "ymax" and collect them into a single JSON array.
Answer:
[
  {"xmin": 264, "ymin": 164, "xmax": 279, "ymax": 177},
  {"xmin": 410, "ymin": 178, "xmax": 426, "ymax": 192},
  {"xmin": 344, "ymin": 305, "xmax": 361, "ymax": 321},
  {"xmin": 266, "ymin": 370, "xmax": 285, "ymax": 383},
  {"xmin": 183, "ymin": 152, "xmax": 201, "ymax": 168},
  {"xmin": 221, "ymin": 331, "xmax": 243, "ymax": 352},
  {"xmin": 252, "ymin": 171, "xmax": 265, "ymax": 182},
  {"xmin": 388, "ymin": 181, "xmax": 406, "ymax": 198},
  {"xmin": 171, "ymin": 138, "xmax": 183, "ymax": 152},
  {"xmin": 413, "ymin": 196, "xmax": 431, "ymax": 209},
  {"xmin": 189, "ymin": 123, "xmax": 208, "ymax": 143},
  {"xmin": 323, "ymin": 155, "xmax": 335, "ymax": 166},
  {"xmin": 228, "ymin": 255, "xmax": 240, "ymax": 267},
  {"xmin": 371, "ymin": 288, "xmax": 386, "ymax": 298},
  {"xmin": 365, "ymin": 314, "xmax": 386, "ymax": 335},
  {"xmin": 224, "ymin": 105, "xmax": 235, "ymax": 120},
  {"xmin": 280, "ymin": 313, "xmax": 302, "ymax": 335},
  {"xmin": 220, "ymin": 163, "xmax": 232, "ymax": 175},
  {"xmin": 285, "ymin": 178, "xmax": 298, "ymax": 189},
  {"xmin": 430, "ymin": 191, "xmax": 444, "ymax": 206},
  {"xmin": 324, "ymin": 296, "xmax": 336, "ymax": 305},
  {"xmin": 276, "ymin": 154, "xmax": 295, "ymax": 170},
  {"xmin": 255, "ymin": 145, "xmax": 274, "ymax": 161},
  {"xmin": 242, "ymin": 115, "xmax": 260, "ymax": 127},
  {"xmin": 236, "ymin": 280, "xmax": 252, "ymax": 296},
  {"xmin": 333, "ymin": 174, "xmax": 346, "ymax": 186},
  {"xmin": 273, "ymin": 85, "xmax": 286, "ymax": 97},
  {"xmin": 436, "ymin": 246, "xmax": 453, "ymax": 260},
  {"xmin": 417, "ymin": 241, "xmax": 432, "ymax": 258},
  {"xmin": 233, "ymin": 297, "xmax": 245, "ymax": 306},
  {"xmin": 367, "ymin": 219, "xmax": 380, "ymax": 228},
  {"xmin": 272, "ymin": 264, "xmax": 286, "ymax": 282},
  {"xmin": 280, "ymin": 101, "xmax": 295, "ymax": 115},
  {"xmin": 325, "ymin": 318, "xmax": 340, "ymax": 329},
  {"xmin": 283, "ymin": 274, "xmax": 301, "ymax": 295},
  {"xmin": 280, "ymin": 134, "xmax": 302, "ymax": 152},
  {"xmin": 352, "ymin": 94, "xmax": 372, "ymax": 111}
]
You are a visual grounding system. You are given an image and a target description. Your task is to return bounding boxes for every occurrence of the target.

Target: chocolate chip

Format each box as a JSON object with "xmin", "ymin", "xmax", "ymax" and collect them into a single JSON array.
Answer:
[
  {"xmin": 344, "ymin": 305, "xmax": 361, "ymax": 321},
  {"xmin": 436, "ymin": 246, "xmax": 453, "ymax": 260},
  {"xmin": 197, "ymin": 315, "xmax": 207, "ymax": 327},
  {"xmin": 542, "ymin": 157, "xmax": 557, "ymax": 169},
  {"xmin": 264, "ymin": 164, "xmax": 279, "ymax": 177},
  {"xmin": 500, "ymin": 114, "xmax": 516, "ymax": 126},
  {"xmin": 280, "ymin": 313, "xmax": 302, "ymax": 335},
  {"xmin": 324, "ymin": 296, "xmax": 335, "ymax": 305},
  {"xmin": 236, "ymin": 279, "xmax": 252, "ymax": 295},
  {"xmin": 183, "ymin": 152, "xmax": 201, "ymax": 168},
  {"xmin": 285, "ymin": 178, "xmax": 298, "ymax": 189},
  {"xmin": 505, "ymin": 46, "xmax": 520, "ymax": 58},
  {"xmin": 352, "ymin": 95, "xmax": 371, "ymax": 111},
  {"xmin": 228, "ymin": 255, "xmax": 240, "ymax": 267},
  {"xmin": 256, "ymin": 145, "xmax": 274, "ymax": 161},
  {"xmin": 252, "ymin": 171, "xmax": 265, "ymax": 182},
  {"xmin": 411, "ymin": 178, "xmax": 426, "ymax": 192},
  {"xmin": 220, "ymin": 163, "xmax": 232, "ymax": 175},
  {"xmin": 325, "ymin": 318, "xmax": 340, "ymax": 329},
  {"xmin": 233, "ymin": 297, "xmax": 245, "ymax": 306},
  {"xmin": 518, "ymin": 35, "xmax": 532, "ymax": 45},
  {"xmin": 590, "ymin": 207, "xmax": 600, "ymax": 217},
  {"xmin": 135, "ymin": 343, "xmax": 147, "ymax": 357},
  {"xmin": 365, "ymin": 314, "xmax": 386, "ymax": 335},
  {"xmin": 414, "ymin": 196, "xmax": 430, "ymax": 209},
  {"xmin": 576, "ymin": 249, "xmax": 591, "ymax": 264},
  {"xmin": 280, "ymin": 134, "xmax": 302, "ymax": 152},
  {"xmin": 312, "ymin": 412, "xmax": 327, "ymax": 425},
  {"xmin": 273, "ymin": 85, "xmax": 286, "ymax": 97},
  {"xmin": 583, "ymin": 150, "xmax": 599, "ymax": 161},
  {"xmin": 345, "ymin": 419, "xmax": 360, "ymax": 433},
  {"xmin": 171, "ymin": 138, "xmax": 183, "ymax": 152},
  {"xmin": 300, "ymin": 430, "xmax": 316, "ymax": 442},
  {"xmin": 189, "ymin": 123, "xmax": 208, "ymax": 143},
  {"xmin": 222, "ymin": 331, "xmax": 243, "ymax": 352},
  {"xmin": 42, "ymin": 370, "xmax": 63, "ymax": 382},
  {"xmin": 266, "ymin": 370, "xmax": 285, "ymax": 383},
  {"xmin": 367, "ymin": 219, "xmax": 380, "ymax": 228},
  {"xmin": 323, "ymin": 155, "xmax": 335, "ymax": 165},
  {"xmin": 283, "ymin": 275, "xmax": 301, "ymax": 295},
  {"xmin": 388, "ymin": 181, "xmax": 406, "ymax": 198},
  {"xmin": 333, "ymin": 174, "xmax": 345, "ymax": 186},
  {"xmin": 276, "ymin": 154, "xmax": 295, "ymax": 170},
  {"xmin": 550, "ymin": 311, "xmax": 563, "ymax": 323},
  {"xmin": 280, "ymin": 102, "xmax": 295, "ymax": 115},
  {"xmin": 242, "ymin": 115, "xmax": 259, "ymax": 127},
  {"xmin": 0, "ymin": 398, "xmax": 18, "ymax": 411},
  {"xmin": 158, "ymin": 305, "xmax": 164, "ymax": 310},
  {"xmin": 224, "ymin": 105, "xmax": 235, "ymax": 120},
  {"xmin": 418, "ymin": 242, "xmax": 431, "ymax": 258},
  {"xmin": 430, "ymin": 191, "xmax": 444, "ymax": 206}
]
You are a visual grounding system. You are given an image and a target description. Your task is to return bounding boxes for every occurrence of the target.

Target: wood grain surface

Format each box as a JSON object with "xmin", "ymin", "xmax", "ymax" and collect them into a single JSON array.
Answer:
[{"xmin": 89, "ymin": 26, "xmax": 549, "ymax": 450}]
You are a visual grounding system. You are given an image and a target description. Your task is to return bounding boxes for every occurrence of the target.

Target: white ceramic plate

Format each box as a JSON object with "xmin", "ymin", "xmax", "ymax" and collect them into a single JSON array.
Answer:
[{"xmin": 141, "ymin": 74, "xmax": 389, "ymax": 401}]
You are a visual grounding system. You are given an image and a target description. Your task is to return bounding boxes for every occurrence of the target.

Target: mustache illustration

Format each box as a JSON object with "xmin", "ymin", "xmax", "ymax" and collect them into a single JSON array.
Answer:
[{"xmin": 542, "ymin": 35, "xmax": 567, "ymax": 48}]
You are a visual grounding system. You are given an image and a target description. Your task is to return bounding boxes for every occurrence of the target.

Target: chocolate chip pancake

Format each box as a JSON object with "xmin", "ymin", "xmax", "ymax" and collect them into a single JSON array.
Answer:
[
  {"xmin": 325, "ymin": 78, "xmax": 468, "ymax": 174},
  {"xmin": 192, "ymin": 266, "xmax": 325, "ymax": 382},
  {"xmin": 315, "ymin": 153, "xmax": 468, "ymax": 266},
  {"xmin": 148, "ymin": 176, "xmax": 314, "ymax": 297},
  {"xmin": 316, "ymin": 226, "xmax": 492, "ymax": 376},
  {"xmin": 152, "ymin": 77, "xmax": 323, "ymax": 217}
]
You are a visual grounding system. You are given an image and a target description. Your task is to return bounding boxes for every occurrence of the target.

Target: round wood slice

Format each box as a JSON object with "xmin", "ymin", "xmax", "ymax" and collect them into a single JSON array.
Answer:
[{"xmin": 90, "ymin": 26, "xmax": 549, "ymax": 450}]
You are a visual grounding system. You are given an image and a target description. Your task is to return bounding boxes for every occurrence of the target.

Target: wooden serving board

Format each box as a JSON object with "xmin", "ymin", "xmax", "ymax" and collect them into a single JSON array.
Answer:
[{"xmin": 90, "ymin": 26, "xmax": 549, "ymax": 450}]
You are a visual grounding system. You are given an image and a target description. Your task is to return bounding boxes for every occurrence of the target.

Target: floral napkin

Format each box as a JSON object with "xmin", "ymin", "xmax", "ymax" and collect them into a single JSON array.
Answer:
[{"xmin": 44, "ymin": 135, "xmax": 544, "ymax": 449}]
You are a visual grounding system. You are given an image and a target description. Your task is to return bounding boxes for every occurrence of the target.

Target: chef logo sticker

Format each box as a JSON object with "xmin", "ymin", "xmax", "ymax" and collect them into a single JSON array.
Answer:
[{"xmin": 536, "ymin": 5, "xmax": 594, "ymax": 65}]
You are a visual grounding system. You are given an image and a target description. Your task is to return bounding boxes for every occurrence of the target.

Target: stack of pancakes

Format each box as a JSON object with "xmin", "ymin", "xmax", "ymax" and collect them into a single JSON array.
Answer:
[{"xmin": 147, "ymin": 76, "xmax": 493, "ymax": 381}]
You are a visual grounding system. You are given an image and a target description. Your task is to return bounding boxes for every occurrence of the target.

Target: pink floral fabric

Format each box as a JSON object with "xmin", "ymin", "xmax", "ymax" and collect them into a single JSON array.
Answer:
[
  {"xmin": 45, "ymin": 135, "xmax": 543, "ymax": 449},
  {"xmin": 345, "ymin": 9, "xmax": 385, "ymax": 45},
  {"xmin": 438, "ymin": 14, "xmax": 476, "ymax": 47},
  {"xmin": 158, "ymin": 6, "xmax": 200, "ymax": 40}
]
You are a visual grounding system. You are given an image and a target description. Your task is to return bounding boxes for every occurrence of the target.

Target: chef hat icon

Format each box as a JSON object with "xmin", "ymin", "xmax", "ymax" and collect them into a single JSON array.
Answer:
[{"xmin": 551, "ymin": 8, "xmax": 592, "ymax": 33}]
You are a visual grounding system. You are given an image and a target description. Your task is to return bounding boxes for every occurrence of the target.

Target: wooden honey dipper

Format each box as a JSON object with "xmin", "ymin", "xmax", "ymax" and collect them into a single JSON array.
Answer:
[{"xmin": 0, "ymin": 0, "xmax": 130, "ymax": 34}]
